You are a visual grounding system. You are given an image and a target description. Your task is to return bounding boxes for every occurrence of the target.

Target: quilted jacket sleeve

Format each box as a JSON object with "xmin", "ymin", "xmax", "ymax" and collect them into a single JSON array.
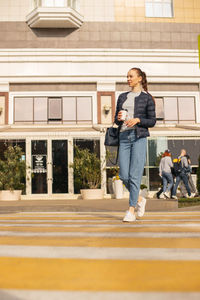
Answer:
[
  {"xmin": 114, "ymin": 94, "xmax": 123, "ymax": 126},
  {"xmin": 138, "ymin": 94, "xmax": 156, "ymax": 128}
]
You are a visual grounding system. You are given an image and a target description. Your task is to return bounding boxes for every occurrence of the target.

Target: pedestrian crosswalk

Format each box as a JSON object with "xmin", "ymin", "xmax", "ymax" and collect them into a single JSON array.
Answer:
[{"xmin": 0, "ymin": 211, "xmax": 200, "ymax": 300}]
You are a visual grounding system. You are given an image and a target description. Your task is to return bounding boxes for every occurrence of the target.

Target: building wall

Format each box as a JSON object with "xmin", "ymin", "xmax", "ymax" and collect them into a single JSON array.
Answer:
[
  {"xmin": 1, "ymin": 0, "xmax": 200, "ymax": 23},
  {"xmin": 115, "ymin": 0, "xmax": 200, "ymax": 23},
  {"xmin": 0, "ymin": 0, "xmax": 199, "ymax": 50},
  {"xmin": 0, "ymin": 0, "xmax": 199, "ymax": 197},
  {"xmin": 0, "ymin": 21, "xmax": 199, "ymax": 49}
]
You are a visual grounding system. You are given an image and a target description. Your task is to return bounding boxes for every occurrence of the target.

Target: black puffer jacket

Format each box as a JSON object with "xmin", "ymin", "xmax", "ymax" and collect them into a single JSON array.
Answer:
[{"xmin": 114, "ymin": 91, "xmax": 156, "ymax": 138}]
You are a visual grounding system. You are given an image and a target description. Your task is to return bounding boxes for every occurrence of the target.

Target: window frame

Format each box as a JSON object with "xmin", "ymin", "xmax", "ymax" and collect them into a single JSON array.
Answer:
[
  {"xmin": 115, "ymin": 91, "xmax": 199, "ymax": 125},
  {"xmin": 11, "ymin": 92, "xmax": 96, "ymax": 125},
  {"xmin": 145, "ymin": 0, "xmax": 174, "ymax": 18},
  {"xmin": 155, "ymin": 96, "xmax": 196, "ymax": 124}
]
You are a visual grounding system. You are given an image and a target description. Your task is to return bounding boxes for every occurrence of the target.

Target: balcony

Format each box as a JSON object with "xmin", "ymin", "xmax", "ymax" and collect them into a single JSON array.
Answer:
[{"xmin": 26, "ymin": 0, "xmax": 84, "ymax": 29}]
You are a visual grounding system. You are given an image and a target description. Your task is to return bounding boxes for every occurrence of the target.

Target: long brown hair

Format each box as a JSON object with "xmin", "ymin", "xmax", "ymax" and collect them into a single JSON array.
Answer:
[{"xmin": 130, "ymin": 67, "xmax": 155, "ymax": 102}]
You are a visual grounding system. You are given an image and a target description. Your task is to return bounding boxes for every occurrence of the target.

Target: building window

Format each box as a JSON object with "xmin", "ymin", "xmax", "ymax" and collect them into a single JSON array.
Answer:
[
  {"xmin": 48, "ymin": 98, "xmax": 62, "ymax": 121},
  {"xmin": 41, "ymin": 0, "xmax": 65, "ymax": 7},
  {"xmin": 34, "ymin": 97, "xmax": 48, "ymax": 122},
  {"xmin": 63, "ymin": 96, "xmax": 92, "ymax": 124},
  {"xmin": 34, "ymin": 0, "xmax": 78, "ymax": 9},
  {"xmin": 14, "ymin": 97, "xmax": 33, "ymax": 123},
  {"xmin": 145, "ymin": 0, "xmax": 173, "ymax": 18},
  {"xmin": 155, "ymin": 96, "xmax": 196, "ymax": 124},
  {"xmin": 155, "ymin": 97, "xmax": 164, "ymax": 121},
  {"xmin": 14, "ymin": 96, "xmax": 92, "ymax": 124}
]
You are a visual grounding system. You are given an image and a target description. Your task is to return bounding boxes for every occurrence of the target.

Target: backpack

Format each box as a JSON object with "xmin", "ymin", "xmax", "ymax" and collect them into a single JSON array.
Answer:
[{"xmin": 172, "ymin": 158, "xmax": 183, "ymax": 176}]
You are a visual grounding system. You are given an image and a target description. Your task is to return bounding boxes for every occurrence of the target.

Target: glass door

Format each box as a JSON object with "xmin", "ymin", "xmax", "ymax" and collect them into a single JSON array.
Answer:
[
  {"xmin": 52, "ymin": 140, "xmax": 68, "ymax": 193},
  {"xmin": 30, "ymin": 139, "xmax": 68, "ymax": 196},
  {"xmin": 31, "ymin": 140, "xmax": 48, "ymax": 194}
]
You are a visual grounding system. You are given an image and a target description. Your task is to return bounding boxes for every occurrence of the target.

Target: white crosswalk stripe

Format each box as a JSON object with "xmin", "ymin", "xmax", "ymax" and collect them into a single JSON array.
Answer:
[{"xmin": 0, "ymin": 211, "xmax": 200, "ymax": 300}]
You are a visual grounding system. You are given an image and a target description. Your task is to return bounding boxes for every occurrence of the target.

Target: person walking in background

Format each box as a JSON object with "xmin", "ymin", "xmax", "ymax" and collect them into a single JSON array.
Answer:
[
  {"xmin": 171, "ymin": 149, "xmax": 193, "ymax": 199},
  {"xmin": 159, "ymin": 150, "xmax": 174, "ymax": 199},
  {"xmin": 179, "ymin": 154, "xmax": 197, "ymax": 197},
  {"xmin": 114, "ymin": 67, "xmax": 156, "ymax": 222}
]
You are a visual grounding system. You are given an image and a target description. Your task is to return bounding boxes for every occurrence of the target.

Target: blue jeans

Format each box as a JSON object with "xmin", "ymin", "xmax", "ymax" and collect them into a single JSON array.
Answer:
[
  {"xmin": 162, "ymin": 171, "xmax": 173, "ymax": 193},
  {"xmin": 172, "ymin": 172, "xmax": 191, "ymax": 196},
  {"xmin": 119, "ymin": 130, "xmax": 147, "ymax": 207}
]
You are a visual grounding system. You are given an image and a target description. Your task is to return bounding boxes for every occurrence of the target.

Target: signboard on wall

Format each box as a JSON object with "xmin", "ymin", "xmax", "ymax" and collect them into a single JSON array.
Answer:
[{"xmin": 32, "ymin": 155, "xmax": 47, "ymax": 173}]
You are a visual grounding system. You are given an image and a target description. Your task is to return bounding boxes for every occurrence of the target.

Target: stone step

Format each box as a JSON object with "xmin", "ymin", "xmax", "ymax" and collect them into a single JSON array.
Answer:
[{"xmin": 146, "ymin": 198, "xmax": 178, "ymax": 211}]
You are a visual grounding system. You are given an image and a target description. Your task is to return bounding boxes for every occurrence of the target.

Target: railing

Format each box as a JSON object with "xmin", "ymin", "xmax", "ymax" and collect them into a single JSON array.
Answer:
[{"xmin": 33, "ymin": 0, "xmax": 79, "ymax": 10}]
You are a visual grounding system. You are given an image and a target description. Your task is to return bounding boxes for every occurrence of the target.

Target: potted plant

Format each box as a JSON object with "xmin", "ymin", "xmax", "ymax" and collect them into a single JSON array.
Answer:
[
  {"xmin": 112, "ymin": 174, "xmax": 124, "ymax": 199},
  {"xmin": 70, "ymin": 145, "xmax": 104, "ymax": 200},
  {"xmin": 0, "ymin": 145, "xmax": 26, "ymax": 201},
  {"xmin": 109, "ymin": 167, "xmax": 124, "ymax": 199},
  {"xmin": 140, "ymin": 184, "xmax": 148, "ymax": 197}
]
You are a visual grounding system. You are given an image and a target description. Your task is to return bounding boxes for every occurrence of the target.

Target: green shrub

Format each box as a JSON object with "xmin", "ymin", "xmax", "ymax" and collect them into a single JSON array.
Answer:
[
  {"xmin": 0, "ymin": 146, "xmax": 26, "ymax": 191},
  {"xmin": 70, "ymin": 145, "xmax": 102, "ymax": 191}
]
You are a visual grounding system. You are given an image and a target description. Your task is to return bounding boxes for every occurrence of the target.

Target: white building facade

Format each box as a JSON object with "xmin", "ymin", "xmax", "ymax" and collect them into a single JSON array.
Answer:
[{"xmin": 0, "ymin": 0, "xmax": 200, "ymax": 199}]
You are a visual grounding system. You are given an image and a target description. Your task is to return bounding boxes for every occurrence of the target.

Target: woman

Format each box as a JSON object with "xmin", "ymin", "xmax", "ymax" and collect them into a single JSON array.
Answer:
[
  {"xmin": 114, "ymin": 68, "xmax": 156, "ymax": 222},
  {"xmin": 159, "ymin": 150, "xmax": 174, "ymax": 199}
]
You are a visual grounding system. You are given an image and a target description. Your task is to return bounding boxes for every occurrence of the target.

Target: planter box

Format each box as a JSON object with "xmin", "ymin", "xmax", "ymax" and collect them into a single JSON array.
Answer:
[
  {"xmin": 0, "ymin": 190, "xmax": 22, "ymax": 201},
  {"xmin": 80, "ymin": 189, "xmax": 104, "ymax": 200},
  {"xmin": 113, "ymin": 179, "xmax": 124, "ymax": 199},
  {"xmin": 140, "ymin": 188, "xmax": 148, "ymax": 198}
]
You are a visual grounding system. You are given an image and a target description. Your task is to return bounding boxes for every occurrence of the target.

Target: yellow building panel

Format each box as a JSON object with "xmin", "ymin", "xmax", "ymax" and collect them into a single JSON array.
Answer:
[
  {"xmin": 194, "ymin": 0, "xmax": 200, "ymax": 9},
  {"xmin": 134, "ymin": 0, "xmax": 145, "ymax": 8},
  {"xmin": 174, "ymin": 0, "xmax": 184, "ymax": 8},
  {"xmin": 183, "ymin": 0, "xmax": 194, "ymax": 9},
  {"xmin": 114, "ymin": 0, "xmax": 200, "ymax": 23},
  {"xmin": 194, "ymin": 9, "xmax": 200, "ymax": 18}
]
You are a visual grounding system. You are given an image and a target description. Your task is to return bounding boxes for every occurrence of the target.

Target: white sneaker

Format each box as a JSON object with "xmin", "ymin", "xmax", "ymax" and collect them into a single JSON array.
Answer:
[
  {"xmin": 123, "ymin": 211, "xmax": 136, "ymax": 222},
  {"xmin": 188, "ymin": 193, "xmax": 195, "ymax": 198},
  {"xmin": 159, "ymin": 192, "xmax": 166, "ymax": 199},
  {"xmin": 137, "ymin": 197, "xmax": 146, "ymax": 217},
  {"xmin": 171, "ymin": 195, "xmax": 178, "ymax": 200},
  {"xmin": 164, "ymin": 191, "xmax": 170, "ymax": 198}
]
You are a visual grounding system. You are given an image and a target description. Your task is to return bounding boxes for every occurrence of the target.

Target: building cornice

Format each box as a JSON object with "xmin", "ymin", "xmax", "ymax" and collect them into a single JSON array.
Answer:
[{"xmin": 0, "ymin": 49, "xmax": 199, "ymax": 83}]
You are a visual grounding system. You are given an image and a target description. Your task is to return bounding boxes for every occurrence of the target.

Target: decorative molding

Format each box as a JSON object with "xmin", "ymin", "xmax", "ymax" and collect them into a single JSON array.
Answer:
[
  {"xmin": 26, "ymin": 7, "xmax": 84, "ymax": 28},
  {"xmin": 97, "ymin": 92, "xmax": 115, "ymax": 124},
  {"xmin": 0, "ymin": 49, "xmax": 199, "ymax": 83},
  {"xmin": 0, "ymin": 49, "xmax": 198, "ymax": 62},
  {"xmin": 0, "ymin": 92, "xmax": 8, "ymax": 125},
  {"xmin": 0, "ymin": 82, "xmax": 9, "ymax": 92},
  {"xmin": 97, "ymin": 81, "xmax": 115, "ymax": 91}
]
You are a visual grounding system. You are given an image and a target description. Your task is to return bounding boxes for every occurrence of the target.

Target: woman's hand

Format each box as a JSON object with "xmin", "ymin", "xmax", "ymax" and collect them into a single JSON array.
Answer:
[
  {"xmin": 117, "ymin": 111, "xmax": 123, "ymax": 121},
  {"xmin": 125, "ymin": 118, "xmax": 140, "ymax": 127}
]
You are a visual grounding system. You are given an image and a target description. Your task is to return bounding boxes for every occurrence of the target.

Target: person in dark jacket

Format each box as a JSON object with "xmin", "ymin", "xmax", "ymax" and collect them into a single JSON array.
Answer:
[
  {"xmin": 171, "ymin": 149, "xmax": 193, "ymax": 199},
  {"xmin": 114, "ymin": 67, "xmax": 156, "ymax": 222}
]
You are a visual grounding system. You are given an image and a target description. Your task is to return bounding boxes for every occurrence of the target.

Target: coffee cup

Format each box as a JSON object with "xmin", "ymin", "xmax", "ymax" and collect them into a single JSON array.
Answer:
[{"xmin": 120, "ymin": 110, "xmax": 127, "ymax": 121}]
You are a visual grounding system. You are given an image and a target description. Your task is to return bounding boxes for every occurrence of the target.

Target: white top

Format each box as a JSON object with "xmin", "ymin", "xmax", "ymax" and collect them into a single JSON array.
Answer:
[{"xmin": 120, "ymin": 91, "xmax": 141, "ymax": 132}]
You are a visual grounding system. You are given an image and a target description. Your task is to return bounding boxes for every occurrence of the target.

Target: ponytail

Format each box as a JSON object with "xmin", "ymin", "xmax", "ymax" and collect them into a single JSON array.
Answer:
[{"xmin": 130, "ymin": 67, "xmax": 155, "ymax": 102}]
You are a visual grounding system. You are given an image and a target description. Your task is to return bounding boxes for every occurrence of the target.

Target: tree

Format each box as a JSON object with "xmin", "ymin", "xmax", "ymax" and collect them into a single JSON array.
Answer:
[
  {"xmin": 0, "ymin": 145, "xmax": 26, "ymax": 191},
  {"xmin": 70, "ymin": 145, "xmax": 102, "ymax": 192}
]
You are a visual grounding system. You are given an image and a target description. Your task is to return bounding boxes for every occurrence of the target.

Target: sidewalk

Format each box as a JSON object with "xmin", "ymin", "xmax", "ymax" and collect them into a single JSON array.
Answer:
[{"xmin": 0, "ymin": 198, "xmax": 200, "ymax": 213}]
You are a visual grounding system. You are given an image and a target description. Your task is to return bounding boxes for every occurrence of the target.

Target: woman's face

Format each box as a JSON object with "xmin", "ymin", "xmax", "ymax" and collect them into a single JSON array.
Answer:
[{"xmin": 127, "ymin": 69, "xmax": 142, "ymax": 88}]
